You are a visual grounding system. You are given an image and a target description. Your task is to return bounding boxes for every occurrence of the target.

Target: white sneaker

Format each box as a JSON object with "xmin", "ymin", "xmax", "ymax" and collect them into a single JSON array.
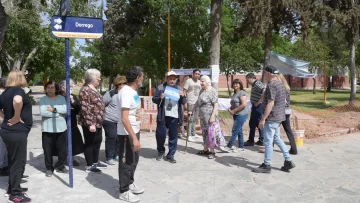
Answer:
[
  {"xmin": 129, "ymin": 183, "xmax": 144, "ymax": 194},
  {"xmin": 187, "ymin": 136, "xmax": 195, "ymax": 142},
  {"xmin": 119, "ymin": 190, "xmax": 140, "ymax": 203},
  {"xmin": 219, "ymin": 146, "xmax": 232, "ymax": 152},
  {"xmin": 229, "ymin": 146, "xmax": 238, "ymax": 152}
]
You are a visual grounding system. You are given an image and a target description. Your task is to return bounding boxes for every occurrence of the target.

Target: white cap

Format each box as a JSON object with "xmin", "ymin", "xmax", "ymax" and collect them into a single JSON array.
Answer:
[{"xmin": 166, "ymin": 71, "xmax": 177, "ymax": 77}]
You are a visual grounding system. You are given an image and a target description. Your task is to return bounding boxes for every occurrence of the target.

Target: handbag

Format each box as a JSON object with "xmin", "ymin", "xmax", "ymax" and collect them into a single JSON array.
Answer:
[{"xmin": 207, "ymin": 121, "xmax": 225, "ymax": 148}]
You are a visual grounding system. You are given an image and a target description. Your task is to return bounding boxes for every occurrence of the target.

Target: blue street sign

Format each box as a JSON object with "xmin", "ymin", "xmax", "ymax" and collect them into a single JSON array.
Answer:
[
  {"xmin": 51, "ymin": 16, "xmax": 103, "ymax": 39},
  {"xmin": 59, "ymin": 0, "xmax": 69, "ymax": 16}
]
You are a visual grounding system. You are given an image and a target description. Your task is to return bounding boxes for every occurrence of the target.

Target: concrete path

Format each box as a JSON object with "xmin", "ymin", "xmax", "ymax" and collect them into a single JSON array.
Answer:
[{"xmin": 1, "ymin": 106, "xmax": 360, "ymax": 203}]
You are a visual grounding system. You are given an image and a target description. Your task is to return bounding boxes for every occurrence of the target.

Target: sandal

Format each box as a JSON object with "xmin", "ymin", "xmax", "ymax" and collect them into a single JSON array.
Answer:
[
  {"xmin": 197, "ymin": 150, "xmax": 211, "ymax": 155},
  {"xmin": 208, "ymin": 152, "xmax": 216, "ymax": 159}
]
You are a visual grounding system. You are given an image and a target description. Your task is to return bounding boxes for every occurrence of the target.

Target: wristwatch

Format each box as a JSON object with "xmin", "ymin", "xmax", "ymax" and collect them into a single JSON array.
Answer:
[{"xmin": 53, "ymin": 108, "xmax": 57, "ymax": 113}]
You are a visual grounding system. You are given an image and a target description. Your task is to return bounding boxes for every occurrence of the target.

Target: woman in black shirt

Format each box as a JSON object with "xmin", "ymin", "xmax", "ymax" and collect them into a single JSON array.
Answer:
[{"xmin": 0, "ymin": 70, "xmax": 32, "ymax": 203}]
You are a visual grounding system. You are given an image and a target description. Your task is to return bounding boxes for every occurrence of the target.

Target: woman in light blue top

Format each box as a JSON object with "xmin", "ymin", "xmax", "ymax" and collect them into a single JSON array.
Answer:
[{"xmin": 40, "ymin": 81, "xmax": 68, "ymax": 177}]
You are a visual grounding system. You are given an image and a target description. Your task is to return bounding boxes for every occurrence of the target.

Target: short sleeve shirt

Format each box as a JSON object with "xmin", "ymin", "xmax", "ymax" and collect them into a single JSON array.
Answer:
[
  {"xmin": 263, "ymin": 80, "xmax": 286, "ymax": 123},
  {"xmin": 198, "ymin": 87, "xmax": 218, "ymax": 120},
  {"xmin": 117, "ymin": 85, "xmax": 141, "ymax": 135},
  {"xmin": 184, "ymin": 78, "xmax": 201, "ymax": 105},
  {"xmin": 0, "ymin": 87, "xmax": 33, "ymax": 132},
  {"xmin": 230, "ymin": 90, "xmax": 247, "ymax": 115}
]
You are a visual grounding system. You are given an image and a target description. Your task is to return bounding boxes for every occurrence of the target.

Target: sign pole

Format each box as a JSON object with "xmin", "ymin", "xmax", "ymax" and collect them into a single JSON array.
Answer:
[
  {"xmin": 52, "ymin": 2, "xmax": 103, "ymax": 188},
  {"xmin": 167, "ymin": 0, "xmax": 171, "ymax": 72},
  {"xmin": 65, "ymin": 38, "xmax": 73, "ymax": 188},
  {"xmin": 61, "ymin": 0, "xmax": 73, "ymax": 188}
]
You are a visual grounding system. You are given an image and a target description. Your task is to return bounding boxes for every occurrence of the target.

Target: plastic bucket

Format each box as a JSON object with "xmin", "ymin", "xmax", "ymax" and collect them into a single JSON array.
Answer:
[{"xmin": 293, "ymin": 130, "xmax": 305, "ymax": 146}]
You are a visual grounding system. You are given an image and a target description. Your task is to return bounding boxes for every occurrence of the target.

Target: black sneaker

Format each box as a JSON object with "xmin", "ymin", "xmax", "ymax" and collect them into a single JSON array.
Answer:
[
  {"xmin": 255, "ymin": 140, "xmax": 264, "ymax": 146},
  {"xmin": 95, "ymin": 162, "xmax": 107, "ymax": 169},
  {"xmin": 56, "ymin": 167, "xmax": 69, "ymax": 173},
  {"xmin": 8, "ymin": 193, "xmax": 31, "ymax": 203},
  {"xmin": 244, "ymin": 140, "xmax": 255, "ymax": 146},
  {"xmin": 5, "ymin": 188, "xmax": 28, "ymax": 197},
  {"xmin": 281, "ymin": 160, "xmax": 296, "ymax": 172},
  {"xmin": 85, "ymin": 165, "xmax": 101, "ymax": 173},
  {"xmin": 156, "ymin": 152, "xmax": 164, "ymax": 161},
  {"xmin": 45, "ymin": 170, "xmax": 53, "ymax": 177},
  {"xmin": 252, "ymin": 163, "xmax": 271, "ymax": 173},
  {"xmin": 73, "ymin": 160, "xmax": 80, "ymax": 166},
  {"xmin": 166, "ymin": 157, "xmax": 176, "ymax": 163},
  {"xmin": 21, "ymin": 175, "xmax": 29, "ymax": 180}
]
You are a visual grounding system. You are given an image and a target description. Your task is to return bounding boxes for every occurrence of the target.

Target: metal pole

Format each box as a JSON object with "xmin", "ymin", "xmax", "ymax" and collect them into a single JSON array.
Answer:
[
  {"xmin": 167, "ymin": 0, "xmax": 171, "ymax": 72},
  {"xmin": 65, "ymin": 38, "xmax": 73, "ymax": 188},
  {"xmin": 323, "ymin": 38, "xmax": 327, "ymax": 102}
]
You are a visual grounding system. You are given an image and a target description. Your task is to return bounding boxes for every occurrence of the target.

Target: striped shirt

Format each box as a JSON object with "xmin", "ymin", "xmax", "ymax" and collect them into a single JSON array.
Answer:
[{"xmin": 250, "ymin": 80, "xmax": 265, "ymax": 104}]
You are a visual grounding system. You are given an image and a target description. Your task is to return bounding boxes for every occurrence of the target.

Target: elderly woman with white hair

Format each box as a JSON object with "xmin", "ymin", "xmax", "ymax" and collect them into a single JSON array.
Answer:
[
  {"xmin": 79, "ymin": 69, "xmax": 106, "ymax": 173},
  {"xmin": 190, "ymin": 75, "xmax": 224, "ymax": 159},
  {"xmin": 59, "ymin": 79, "xmax": 84, "ymax": 166}
]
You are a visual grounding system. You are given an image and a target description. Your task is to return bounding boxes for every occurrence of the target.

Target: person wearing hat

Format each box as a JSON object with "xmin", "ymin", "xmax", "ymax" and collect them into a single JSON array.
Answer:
[
  {"xmin": 152, "ymin": 71, "xmax": 186, "ymax": 163},
  {"xmin": 252, "ymin": 65, "xmax": 296, "ymax": 174}
]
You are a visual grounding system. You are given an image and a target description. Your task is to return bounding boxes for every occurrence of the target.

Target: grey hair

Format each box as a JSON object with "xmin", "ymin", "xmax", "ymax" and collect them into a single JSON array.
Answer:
[
  {"xmin": 200, "ymin": 75, "xmax": 211, "ymax": 86},
  {"xmin": 59, "ymin": 79, "xmax": 75, "ymax": 89},
  {"xmin": 84, "ymin": 69, "xmax": 101, "ymax": 84}
]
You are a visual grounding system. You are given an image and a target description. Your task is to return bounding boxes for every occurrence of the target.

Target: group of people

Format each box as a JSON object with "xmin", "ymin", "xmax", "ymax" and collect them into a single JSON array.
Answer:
[
  {"xmin": 152, "ymin": 70, "xmax": 225, "ymax": 162},
  {"xmin": 0, "ymin": 67, "xmax": 145, "ymax": 203},
  {"xmin": 0, "ymin": 65, "xmax": 298, "ymax": 203}
]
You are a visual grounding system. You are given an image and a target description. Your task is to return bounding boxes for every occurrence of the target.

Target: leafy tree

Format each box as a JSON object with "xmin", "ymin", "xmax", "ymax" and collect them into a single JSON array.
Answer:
[
  {"xmin": 317, "ymin": 0, "xmax": 360, "ymax": 103},
  {"xmin": 236, "ymin": 0, "xmax": 314, "ymax": 81},
  {"xmin": 220, "ymin": 0, "xmax": 263, "ymax": 96}
]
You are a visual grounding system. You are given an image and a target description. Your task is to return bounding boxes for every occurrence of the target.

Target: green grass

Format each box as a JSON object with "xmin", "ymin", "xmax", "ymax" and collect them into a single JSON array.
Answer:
[
  {"xmin": 290, "ymin": 90, "xmax": 354, "ymax": 112},
  {"xmin": 220, "ymin": 89, "xmax": 355, "ymax": 114}
]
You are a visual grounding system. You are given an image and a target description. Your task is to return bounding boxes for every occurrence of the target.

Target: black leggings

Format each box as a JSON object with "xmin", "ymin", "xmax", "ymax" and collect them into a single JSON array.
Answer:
[
  {"xmin": 82, "ymin": 126, "xmax": 102, "ymax": 166},
  {"xmin": 281, "ymin": 114, "xmax": 298, "ymax": 154},
  {"xmin": 0, "ymin": 129, "xmax": 28, "ymax": 196}
]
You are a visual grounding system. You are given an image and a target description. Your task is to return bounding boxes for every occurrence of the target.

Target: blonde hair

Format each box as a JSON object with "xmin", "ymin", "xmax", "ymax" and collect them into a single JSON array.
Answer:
[
  {"xmin": 200, "ymin": 75, "xmax": 211, "ymax": 86},
  {"xmin": 6, "ymin": 70, "xmax": 27, "ymax": 87},
  {"xmin": 84, "ymin": 69, "xmax": 101, "ymax": 84},
  {"xmin": 278, "ymin": 73, "xmax": 290, "ymax": 91},
  {"xmin": 113, "ymin": 76, "xmax": 127, "ymax": 89}
]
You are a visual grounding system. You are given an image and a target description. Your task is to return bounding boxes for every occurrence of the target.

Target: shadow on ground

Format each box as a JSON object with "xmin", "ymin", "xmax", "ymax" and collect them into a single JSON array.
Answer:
[{"xmin": 214, "ymin": 155, "xmax": 283, "ymax": 172}]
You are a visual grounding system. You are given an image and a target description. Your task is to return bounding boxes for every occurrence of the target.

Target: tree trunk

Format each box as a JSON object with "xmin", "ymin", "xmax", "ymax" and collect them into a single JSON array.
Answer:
[
  {"xmin": 0, "ymin": 1, "xmax": 9, "ymax": 51},
  {"xmin": 108, "ymin": 75, "xmax": 113, "ymax": 90},
  {"xmin": 262, "ymin": 26, "xmax": 272, "ymax": 83},
  {"xmin": 208, "ymin": 0, "xmax": 221, "ymax": 91},
  {"xmin": 327, "ymin": 76, "xmax": 332, "ymax": 92},
  {"xmin": 349, "ymin": 38, "xmax": 357, "ymax": 103},
  {"xmin": 226, "ymin": 73, "xmax": 231, "ymax": 97},
  {"xmin": 312, "ymin": 77, "xmax": 316, "ymax": 94},
  {"xmin": 21, "ymin": 47, "xmax": 38, "ymax": 71}
]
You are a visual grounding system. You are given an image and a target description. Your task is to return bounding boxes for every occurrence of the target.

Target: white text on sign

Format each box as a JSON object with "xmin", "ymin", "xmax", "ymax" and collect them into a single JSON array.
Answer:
[{"xmin": 75, "ymin": 22, "xmax": 94, "ymax": 29}]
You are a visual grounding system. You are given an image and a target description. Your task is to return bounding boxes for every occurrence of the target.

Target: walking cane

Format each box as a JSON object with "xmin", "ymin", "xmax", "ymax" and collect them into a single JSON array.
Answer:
[{"xmin": 184, "ymin": 113, "xmax": 191, "ymax": 153}]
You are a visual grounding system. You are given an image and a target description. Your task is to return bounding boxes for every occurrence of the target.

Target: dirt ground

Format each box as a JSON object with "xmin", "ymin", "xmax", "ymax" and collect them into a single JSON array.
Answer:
[{"xmin": 219, "ymin": 108, "xmax": 360, "ymax": 140}]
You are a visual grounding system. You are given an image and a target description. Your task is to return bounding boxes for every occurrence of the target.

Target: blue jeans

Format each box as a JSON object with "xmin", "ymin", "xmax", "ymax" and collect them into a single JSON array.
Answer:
[
  {"xmin": 248, "ymin": 104, "xmax": 264, "ymax": 142},
  {"xmin": 156, "ymin": 116, "xmax": 179, "ymax": 159},
  {"xmin": 264, "ymin": 122, "xmax": 291, "ymax": 165},
  {"xmin": 0, "ymin": 134, "xmax": 8, "ymax": 168},
  {"xmin": 227, "ymin": 114, "xmax": 248, "ymax": 148}
]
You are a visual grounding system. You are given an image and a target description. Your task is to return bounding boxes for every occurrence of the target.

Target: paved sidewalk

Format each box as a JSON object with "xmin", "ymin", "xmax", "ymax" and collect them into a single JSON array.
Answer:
[{"xmin": 1, "ymin": 106, "xmax": 360, "ymax": 203}]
